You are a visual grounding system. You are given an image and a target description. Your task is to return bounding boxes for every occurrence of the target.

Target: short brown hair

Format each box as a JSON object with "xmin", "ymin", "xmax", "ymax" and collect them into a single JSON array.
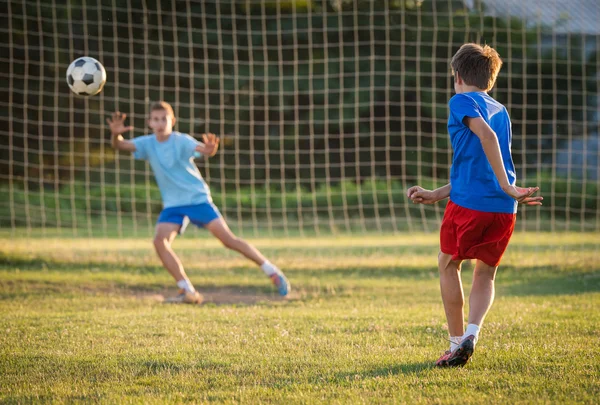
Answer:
[
  {"xmin": 150, "ymin": 101, "xmax": 175, "ymax": 119},
  {"xmin": 451, "ymin": 43, "xmax": 503, "ymax": 91}
]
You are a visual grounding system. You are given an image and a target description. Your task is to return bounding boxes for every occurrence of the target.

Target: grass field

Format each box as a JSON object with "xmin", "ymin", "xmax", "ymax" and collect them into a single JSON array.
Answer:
[{"xmin": 1, "ymin": 232, "xmax": 599, "ymax": 403}]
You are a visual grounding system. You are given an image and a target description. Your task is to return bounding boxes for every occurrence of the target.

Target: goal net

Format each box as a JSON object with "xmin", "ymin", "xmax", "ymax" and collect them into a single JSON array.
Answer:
[{"xmin": 2, "ymin": 0, "xmax": 599, "ymax": 237}]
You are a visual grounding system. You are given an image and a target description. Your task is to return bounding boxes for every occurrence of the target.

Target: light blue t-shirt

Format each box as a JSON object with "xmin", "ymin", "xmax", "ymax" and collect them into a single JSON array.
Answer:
[
  {"xmin": 131, "ymin": 131, "xmax": 212, "ymax": 208},
  {"xmin": 447, "ymin": 92, "xmax": 517, "ymax": 214}
]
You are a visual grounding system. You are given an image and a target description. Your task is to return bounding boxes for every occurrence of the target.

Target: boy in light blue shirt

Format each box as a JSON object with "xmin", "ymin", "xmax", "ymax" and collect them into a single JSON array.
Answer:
[
  {"xmin": 130, "ymin": 131, "xmax": 212, "ymax": 209},
  {"xmin": 108, "ymin": 101, "xmax": 290, "ymax": 303}
]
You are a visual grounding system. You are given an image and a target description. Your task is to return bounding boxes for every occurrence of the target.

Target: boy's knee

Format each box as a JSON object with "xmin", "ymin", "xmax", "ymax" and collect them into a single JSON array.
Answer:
[
  {"xmin": 153, "ymin": 235, "xmax": 170, "ymax": 250},
  {"xmin": 474, "ymin": 264, "xmax": 497, "ymax": 280},
  {"xmin": 438, "ymin": 251, "xmax": 460, "ymax": 273}
]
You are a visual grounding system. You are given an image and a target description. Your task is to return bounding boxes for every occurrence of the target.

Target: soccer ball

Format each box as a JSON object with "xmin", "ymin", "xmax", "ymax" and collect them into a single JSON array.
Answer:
[{"xmin": 66, "ymin": 57, "xmax": 106, "ymax": 96}]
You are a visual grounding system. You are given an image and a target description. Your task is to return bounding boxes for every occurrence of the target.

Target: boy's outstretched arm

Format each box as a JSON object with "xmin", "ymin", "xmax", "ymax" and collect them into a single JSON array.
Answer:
[
  {"xmin": 106, "ymin": 111, "xmax": 136, "ymax": 152},
  {"xmin": 407, "ymin": 183, "xmax": 451, "ymax": 204},
  {"xmin": 195, "ymin": 133, "xmax": 220, "ymax": 157},
  {"xmin": 466, "ymin": 117, "xmax": 543, "ymax": 206}
]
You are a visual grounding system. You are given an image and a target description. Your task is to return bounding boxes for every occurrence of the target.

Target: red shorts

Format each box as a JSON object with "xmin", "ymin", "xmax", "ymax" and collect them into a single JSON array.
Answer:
[{"xmin": 440, "ymin": 200, "xmax": 516, "ymax": 267}]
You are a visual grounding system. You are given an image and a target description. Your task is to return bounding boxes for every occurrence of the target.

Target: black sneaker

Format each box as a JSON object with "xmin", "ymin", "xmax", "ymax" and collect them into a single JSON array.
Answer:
[{"xmin": 445, "ymin": 335, "xmax": 475, "ymax": 367}]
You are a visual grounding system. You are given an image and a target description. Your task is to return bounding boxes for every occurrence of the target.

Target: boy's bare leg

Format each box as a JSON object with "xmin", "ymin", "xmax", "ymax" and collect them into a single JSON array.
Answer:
[
  {"xmin": 153, "ymin": 222, "xmax": 187, "ymax": 282},
  {"xmin": 205, "ymin": 218, "xmax": 267, "ymax": 265},
  {"xmin": 467, "ymin": 260, "xmax": 498, "ymax": 328},
  {"xmin": 438, "ymin": 252, "xmax": 465, "ymax": 338},
  {"xmin": 206, "ymin": 218, "xmax": 290, "ymax": 296},
  {"xmin": 154, "ymin": 222, "xmax": 202, "ymax": 303}
]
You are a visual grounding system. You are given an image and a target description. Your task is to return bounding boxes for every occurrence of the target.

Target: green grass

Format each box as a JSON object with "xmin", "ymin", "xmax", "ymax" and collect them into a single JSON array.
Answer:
[{"xmin": 1, "ymin": 233, "xmax": 599, "ymax": 403}]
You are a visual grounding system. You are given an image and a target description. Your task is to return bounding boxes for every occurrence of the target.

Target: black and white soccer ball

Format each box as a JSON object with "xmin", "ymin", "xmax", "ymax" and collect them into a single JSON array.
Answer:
[{"xmin": 66, "ymin": 57, "xmax": 107, "ymax": 96}]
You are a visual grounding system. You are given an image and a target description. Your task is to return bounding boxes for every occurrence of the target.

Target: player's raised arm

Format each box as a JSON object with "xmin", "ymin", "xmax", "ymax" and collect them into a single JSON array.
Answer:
[
  {"xmin": 107, "ymin": 111, "xmax": 136, "ymax": 152},
  {"xmin": 465, "ymin": 116, "xmax": 542, "ymax": 205},
  {"xmin": 195, "ymin": 133, "xmax": 220, "ymax": 157}
]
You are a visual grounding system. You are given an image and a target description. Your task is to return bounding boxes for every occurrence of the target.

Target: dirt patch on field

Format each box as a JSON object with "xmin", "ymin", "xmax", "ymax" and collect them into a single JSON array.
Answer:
[{"xmin": 137, "ymin": 288, "xmax": 299, "ymax": 306}]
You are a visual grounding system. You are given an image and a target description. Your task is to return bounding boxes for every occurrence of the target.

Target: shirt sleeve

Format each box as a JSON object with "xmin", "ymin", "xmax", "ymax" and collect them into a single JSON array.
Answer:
[
  {"xmin": 179, "ymin": 134, "xmax": 201, "ymax": 159},
  {"xmin": 449, "ymin": 94, "xmax": 482, "ymax": 126},
  {"xmin": 130, "ymin": 135, "xmax": 150, "ymax": 160}
]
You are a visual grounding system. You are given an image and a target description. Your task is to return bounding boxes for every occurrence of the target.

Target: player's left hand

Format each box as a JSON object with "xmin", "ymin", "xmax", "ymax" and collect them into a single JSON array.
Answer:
[
  {"xmin": 503, "ymin": 185, "xmax": 543, "ymax": 205},
  {"xmin": 197, "ymin": 133, "xmax": 220, "ymax": 157}
]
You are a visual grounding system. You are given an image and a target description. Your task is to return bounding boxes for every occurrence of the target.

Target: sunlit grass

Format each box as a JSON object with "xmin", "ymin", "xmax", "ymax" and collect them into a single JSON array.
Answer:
[{"xmin": 0, "ymin": 233, "xmax": 599, "ymax": 403}]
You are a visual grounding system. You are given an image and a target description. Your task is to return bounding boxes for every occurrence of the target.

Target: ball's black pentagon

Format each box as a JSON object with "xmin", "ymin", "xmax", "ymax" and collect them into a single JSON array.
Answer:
[
  {"xmin": 74, "ymin": 58, "xmax": 86, "ymax": 67},
  {"xmin": 95, "ymin": 62, "xmax": 101, "ymax": 71},
  {"xmin": 82, "ymin": 73, "xmax": 95, "ymax": 85},
  {"xmin": 78, "ymin": 91, "xmax": 90, "ymax": 96},
  {"xmin": 67, "ymin": 75, "xmax": 74, "ymax": 86}
]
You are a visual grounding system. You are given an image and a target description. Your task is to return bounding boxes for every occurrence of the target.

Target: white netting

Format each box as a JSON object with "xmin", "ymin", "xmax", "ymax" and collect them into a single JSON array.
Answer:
[{"xmin": 1, "ymin": 0, "xmax": 599, "ymax": 237}]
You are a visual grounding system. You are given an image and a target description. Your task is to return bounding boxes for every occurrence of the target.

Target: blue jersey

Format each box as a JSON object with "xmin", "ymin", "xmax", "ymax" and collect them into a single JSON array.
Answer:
[
  {"xmin": 447, "ymin": 92, "xmax": 517, "ymax": 214},
  {"xmin": 131, "ymin": 131, "xmax": 212, "ymax": 208}
]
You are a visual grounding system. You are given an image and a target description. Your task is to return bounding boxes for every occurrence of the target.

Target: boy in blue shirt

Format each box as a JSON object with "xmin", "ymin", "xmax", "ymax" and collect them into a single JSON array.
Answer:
[
  {"xmin": 108, "ymin": 101, "xmax": 290, "ymax": 304},
  {"xmin": 407, "ymin": 44, "xmax": 542, "ymax": 367}
]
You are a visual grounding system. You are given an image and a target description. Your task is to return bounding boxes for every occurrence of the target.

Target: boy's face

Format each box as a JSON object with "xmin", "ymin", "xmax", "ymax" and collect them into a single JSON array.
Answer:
[{"xmin": 148, "ymin": 109, "xmax": 175, "ymax": 136}]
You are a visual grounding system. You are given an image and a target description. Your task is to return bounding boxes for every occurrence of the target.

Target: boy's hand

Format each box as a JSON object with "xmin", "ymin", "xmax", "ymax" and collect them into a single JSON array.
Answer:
[
  {"xmin": 106, "ymin": 111, "xmax": 133, "ymax": 135},
  {"xmin": 196, "ymin": 133, "xmax": 220, "ymax": 157},
  {"xmin": 407, "ymin": 186, "xmax": 439, "ymax": 205},
  {"xmin": 502, "ymin": 185, "xmax": 543, "ymax": 206}
]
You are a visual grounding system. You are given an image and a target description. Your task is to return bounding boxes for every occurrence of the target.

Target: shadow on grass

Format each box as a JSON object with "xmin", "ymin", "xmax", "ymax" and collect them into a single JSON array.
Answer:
[
  {"xmin": 136, "ymin": 358, "xmax": 231, "ymax": 374},
  {"xmin": 497, "ymin": 268, "xmax": 600, "ymax": 297},
  {"xmin": 0, "ymin": 254, "xmax": 439, "ymax": 280},
  {"xmin": 3, "ymin": 257, "xmax": 599, "ymax": 298},
  {"xmin": 0, "ymin": 255, "xmax": 165, "ymax": 275},
  {"xmin": 336, "ymin": 361, "xmax": 434, "ymax": 380},
  {"xmin": 0, "ymin": 274, "xmax": 297, "ymax": 305}
]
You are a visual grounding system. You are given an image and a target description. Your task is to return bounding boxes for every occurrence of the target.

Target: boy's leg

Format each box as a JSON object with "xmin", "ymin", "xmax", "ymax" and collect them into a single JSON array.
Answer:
[
  {"xmin": 205, "ymin": 218, "xmax": 290, "ymax": 296},
  {"xmin": 205, "ymin": 218, "xmax": 266, "ymax": 265},
  {"xmin": 154, "ymin": 222, "xmax": 202, "ymax": 303},
  {"xmin": 465, "ymin": 260, "xmax": 498, "ymax": 341},
  {"xmin": 153, "ymin": 222, "xmax": 186, "ymax": 281},
  {"xmin": 440, "ymin": 260, "xmax": 497, "ymax": 364},
  {"xmin": 437, "ymin": 252, "xmax": 478, "ymax": 367},
  {"xmin": 438, "ymin": 252, "xmax": 465, "ymax": 338}
]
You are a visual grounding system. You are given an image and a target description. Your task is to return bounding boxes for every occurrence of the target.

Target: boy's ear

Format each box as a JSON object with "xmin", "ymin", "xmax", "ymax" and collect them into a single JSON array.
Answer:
[
  {"xmin": 171, "ymin": 116, "xmax": 176, "ymax": 126},
  {"xmin": 455, "ymin": 72, "xmax": 463, "ymax": 85}
]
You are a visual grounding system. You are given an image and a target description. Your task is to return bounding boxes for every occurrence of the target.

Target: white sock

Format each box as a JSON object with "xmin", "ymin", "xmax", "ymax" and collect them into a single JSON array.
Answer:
[
  {"xmin": 176, "ymin": 279, "xmax": 195, "ymax": 293},
  {"xmin": 450, "ymin": 336, "xmax": 462, "ymax": 352},
  {"xmin": 463, "ymin": 323, "xmax": 480, "ymax": 344},
  {"xmin": 260, "ymin": 260, "xmax": 278, "ymax": 276}
]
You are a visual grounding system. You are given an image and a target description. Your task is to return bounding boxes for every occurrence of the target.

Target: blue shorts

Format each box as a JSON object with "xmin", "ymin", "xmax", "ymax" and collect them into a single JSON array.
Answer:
[{"xmin": 157, "ymin": 202, "xmax": 222, "ymax": 234}]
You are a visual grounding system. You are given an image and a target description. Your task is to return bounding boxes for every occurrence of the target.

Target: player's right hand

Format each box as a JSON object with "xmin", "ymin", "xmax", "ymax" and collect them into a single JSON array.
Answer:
[
  {"xmin": 106, "ymin": 111, "xmax": 133, "ymax": 136},
  {"xmin": 502, "ymin": 185, "xmax": 543, "ymax": 205},
  {"xmin": 407, "ymin": 186, "xmax": 438, "ymax": 205}
]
